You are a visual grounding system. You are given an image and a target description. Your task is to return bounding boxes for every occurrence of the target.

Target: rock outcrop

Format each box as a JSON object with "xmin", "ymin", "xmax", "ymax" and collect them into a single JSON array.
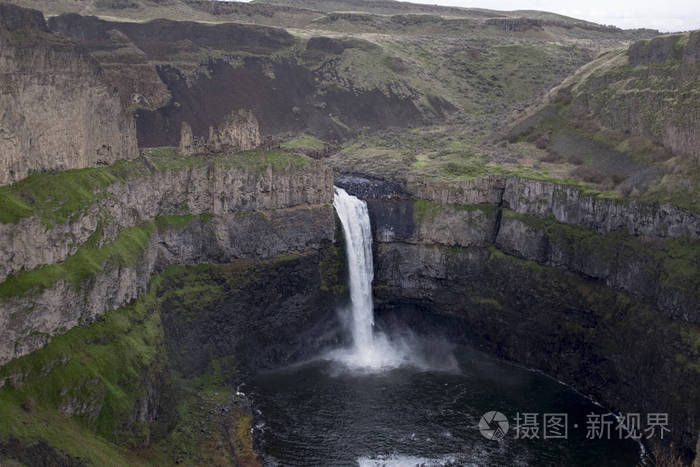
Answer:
[
  {"xmin": 0, "ymin": 152, "xmax": 331, "ymax": 282},
  {"xmin": 629, "ymin": 31, "xmax": 700, "ymax": 65},
  {"xmin": 179, "ymin": 109, "xmax": 261, "ymax": 155},
  {"xmin": 0, "ymin": 4, "xmax": 137, "ymax": 186},
  {"xmin": 45, "ymin": 12, "xmax": 443, "ymax": 147}
]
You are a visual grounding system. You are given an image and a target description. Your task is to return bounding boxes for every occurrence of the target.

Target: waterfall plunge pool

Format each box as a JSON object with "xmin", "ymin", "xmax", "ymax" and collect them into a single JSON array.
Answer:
[
  {"xmin": 247, "ymin": 187, "xmax": 641, "ymax": 466},
  {"xmin": 249, "ymin": 340, "xmax": 641, "ymax": 466}
]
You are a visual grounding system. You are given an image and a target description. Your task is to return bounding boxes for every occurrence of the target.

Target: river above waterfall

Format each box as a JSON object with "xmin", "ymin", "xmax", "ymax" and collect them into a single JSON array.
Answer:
[{"xmin": 250, "ymin": 341, "xmax": 642, "ymax": 466}]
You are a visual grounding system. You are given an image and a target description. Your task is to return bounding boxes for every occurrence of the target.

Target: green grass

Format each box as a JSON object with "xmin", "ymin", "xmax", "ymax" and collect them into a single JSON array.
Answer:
[
  {"xmin": 0, "ymin": 148, "xmax": 313, "ymax": 228},
  {"xmin": 413, "ymin": 199, "xmax": 497, "ymax": 223},
  {"xmin": 281, "ymin": 134, "xmax": 325, "ymax": 152},
  {"xmin": 0, "ymin": 223, "xmax": 155, "ymax": 300},
  {"xmin": 0, "ymin": 277, "xmax": 166, "ymax": 464},
  {"xmin": 0, "ymin": 253, "xmax": 307, "ymax": 465},
  {"xmin": 155, "ymin": 214, "xmax": 198, "ymax": 232},
  {"xmin": 0, "ymin": 160, "xmax": 147, "ymax": 226}
]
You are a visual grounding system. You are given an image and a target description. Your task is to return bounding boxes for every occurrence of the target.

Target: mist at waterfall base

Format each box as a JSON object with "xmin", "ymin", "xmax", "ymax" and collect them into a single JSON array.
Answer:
[
  {"xmin": 247, "ymin": 187, "xmax": 641, "ymax": 465},
  {"xmin": 327, "ymin": 186, "xmax": 457, "ymax": 372}
]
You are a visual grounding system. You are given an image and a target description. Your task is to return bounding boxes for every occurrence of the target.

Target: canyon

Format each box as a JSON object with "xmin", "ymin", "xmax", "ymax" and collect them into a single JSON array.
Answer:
[{"xmin": 0, "ymin": 0, "xmax": 698, "ymax": 465}]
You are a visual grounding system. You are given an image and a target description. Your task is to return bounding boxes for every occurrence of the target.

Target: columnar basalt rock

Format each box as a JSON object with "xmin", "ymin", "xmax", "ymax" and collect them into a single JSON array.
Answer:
[
  {"xmin": 0, "ymin": 4, "xmax": 138, "ymax": 186},
  {"xmin": 180, "ymin": 109, "xmax": 262, "ymax": 155},
  {"xmin": 0, "ymin": 205, "xmax": 334, "ymax": 366},
  {"xmin": 0, "ymin": 157, "xmax": 333, "ymax": 282},
  {"xmin": 0, "ymin": 151, "xmax": 334, "ymax": 365}
]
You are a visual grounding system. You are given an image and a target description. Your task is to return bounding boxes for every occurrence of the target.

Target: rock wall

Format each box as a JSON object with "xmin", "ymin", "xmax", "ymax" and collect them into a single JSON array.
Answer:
[
  {"xmin": 405, "ymin": 174, "xmax": 700, "ymax": 239},
  {"xmin": 46, "ymin": 12, "xmax": 439, "ymax": 147},
  {"xmin": 0, "ymin": 206, "xmax": 333, "ymax": 366},
  {"xmin": 0, "ymin": 153, "xmax": 334, "ymax": 365},
  {"xmin": 0, "ymin": 4, "xmax": 137, "ymax": 186},
  {"xmin": 179, "ymin": 109, "xmax": 261, "ymax": 155},
  {"xmin": 0, "ymin": 156, "xmax": 332, "ymax": 282},
  {"xmin": 0, "ymin": 248, "xmax": 342, "ymax": 465}
]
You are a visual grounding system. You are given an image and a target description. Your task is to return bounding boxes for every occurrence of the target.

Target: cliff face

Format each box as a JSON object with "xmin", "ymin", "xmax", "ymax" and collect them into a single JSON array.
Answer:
[
  {"xmin": 0, "ymin": 249, "xmax": 343, "ymax": 465},
  {"xmin": 45, "ymin": 13, "xmax": 441, "ymax": 148},
  {"xmin": 0, "ymin": 4, "xmax": 137, "ymax": 186},
  {"xmin": 338, "ymin": 174, "xmax": 699, "ymax": 462},
  {"xmin": 0, "ymin": 150, "xmax": 334, "ymax": 365}
]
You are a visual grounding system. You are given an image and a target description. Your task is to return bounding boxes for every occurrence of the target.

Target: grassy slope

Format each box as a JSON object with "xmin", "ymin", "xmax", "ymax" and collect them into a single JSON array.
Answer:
[
  {"xmin": 503, "ymin": 34, "xmax": 700, "ymax": 213},
  {"xmin": 0, "ymin": 260, "xmax": 280, "ymax": 466},
  {"xmin": 0, "ymin": 276, "xmax": 167, "ymax": 466}
]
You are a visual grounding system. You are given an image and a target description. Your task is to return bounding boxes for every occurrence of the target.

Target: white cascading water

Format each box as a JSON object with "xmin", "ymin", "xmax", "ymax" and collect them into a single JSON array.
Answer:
[{"xmin": 332, "ymin": 186, "xmax": 405, "ymax": 369}]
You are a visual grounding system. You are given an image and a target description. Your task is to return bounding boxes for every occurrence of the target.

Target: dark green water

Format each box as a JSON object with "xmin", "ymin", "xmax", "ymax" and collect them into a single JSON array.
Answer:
[{"xmin": 250, "ymin": 343, "xmax": 642, "ymax": 466}]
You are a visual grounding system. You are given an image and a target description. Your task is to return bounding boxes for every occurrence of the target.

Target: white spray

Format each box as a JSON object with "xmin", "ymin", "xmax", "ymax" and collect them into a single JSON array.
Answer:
[{"xmin": 331, "ymin": 187, "xmax": 406, "ymax": 369}]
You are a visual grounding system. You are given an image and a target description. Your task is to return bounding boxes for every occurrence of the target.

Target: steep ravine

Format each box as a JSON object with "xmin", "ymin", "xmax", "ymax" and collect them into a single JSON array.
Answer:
[{"xmin": 337, "ymin": 174, "xmax": 700, "ymax": 463}]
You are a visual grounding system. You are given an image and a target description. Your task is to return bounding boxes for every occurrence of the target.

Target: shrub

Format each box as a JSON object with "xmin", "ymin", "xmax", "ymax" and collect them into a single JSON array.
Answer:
[
  {"xmin": 568, "ymin": 154, "xmax": 584, "ymax": 165},
  {"xmin": 540, "ymin": 150, "xmax": 561, "ymax": 163},
  {"xmin": 570, "ymin": 166, "xmax": 605, "ymax": 183}
]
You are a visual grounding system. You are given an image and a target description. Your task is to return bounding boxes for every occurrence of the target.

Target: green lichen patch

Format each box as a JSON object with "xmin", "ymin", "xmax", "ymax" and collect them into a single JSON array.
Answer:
[
  {"xmin": 319, "ymin": 240, "xmax": 347, "ymax": 298},
  {"xmin": 155, "ymin": 214, "xmax": 199, "ymax": 232},
  {"xmin": 470, "ymin": 296, "xmax": 503, "ymax": 310},
  {"xmin": 413, "ymin": 199, "xmax": 498, "ymax": 224}
]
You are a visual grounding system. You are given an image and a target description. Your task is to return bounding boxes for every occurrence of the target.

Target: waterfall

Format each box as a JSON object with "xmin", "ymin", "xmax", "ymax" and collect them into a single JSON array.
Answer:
[
  {"xmin": 332, "ymin": 187, "xmax": 403, "ymax": 369},
  {"xmin": 333, "ymin": 187, "xmax": 376, "ymax": 357},
  {"xmin": 328, "ymin": 186, "xmax": 458, "ymax": 372}
]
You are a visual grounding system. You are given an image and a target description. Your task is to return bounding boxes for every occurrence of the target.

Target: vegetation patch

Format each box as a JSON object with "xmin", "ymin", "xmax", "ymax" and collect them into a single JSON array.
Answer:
[
  {"xmin": 0, "ymin": 253, "xmax": 303, "ymax": 465},
  {"xmin": 318, "ymin": 239, "xmax": 347, "ymax": 298},
  {"xmin": 413, "ymin": 199, "xmax": 497, "ymax": 224},
  {"xmin": 0, "ymin": 277, "xmax": 165, "ymax": 465},
  {"xmin": 0, "ymin": 160, "xmax": 148, "ymax": 226},
  {"xmin": 280, "ymin": 134, "xmax": 325, "ymax": 152},
  {"xmin": 470, "ymin": 296, "xmax": 503, "ymax": 310}
]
